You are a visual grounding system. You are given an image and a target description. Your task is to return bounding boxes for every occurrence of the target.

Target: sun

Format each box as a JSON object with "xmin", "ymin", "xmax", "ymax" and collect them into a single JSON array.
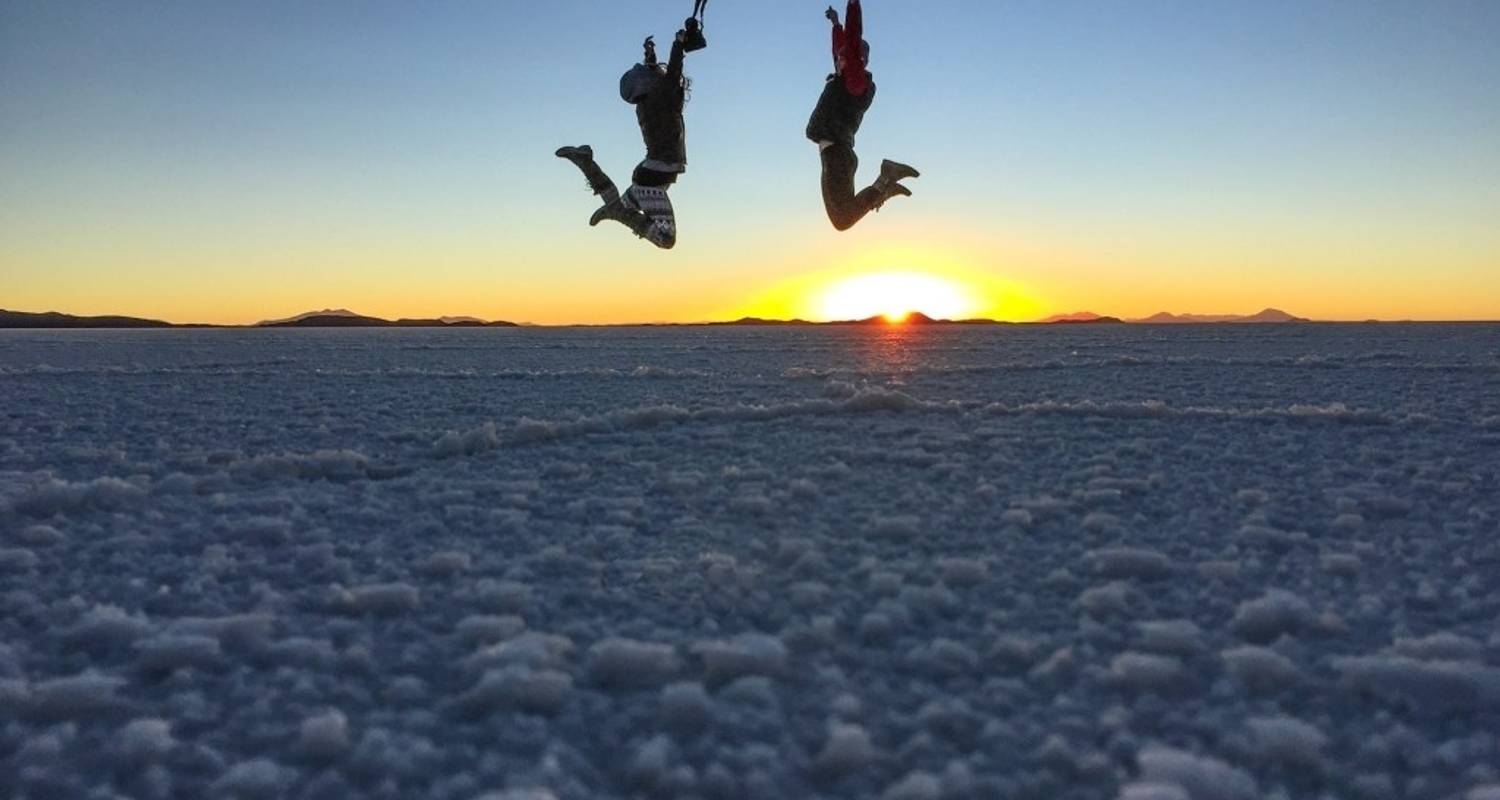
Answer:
[{"xmin": 818, "ymin": 272, "xmax": 976, "ymax": 322}]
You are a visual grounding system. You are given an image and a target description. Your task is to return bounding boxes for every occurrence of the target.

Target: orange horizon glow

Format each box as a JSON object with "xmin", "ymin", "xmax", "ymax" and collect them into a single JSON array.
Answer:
[
  {"xmin": 8, "ymin": 297, "xmax": 1500, "ymax": 327},
  {"xmin": 719, "ymin": 242, "xmax": 1056, "ymax": 325},
  {"xmin": 8, "ymin": 251, "xmax": 1500, "ymax": 328},
  {"xmin": 10, "ymin": 285, "xmax": 1500, "ymax": 327},
  {"xmin": 5, "ymin": 238, "xmax": 1498, "ymax": 326}
]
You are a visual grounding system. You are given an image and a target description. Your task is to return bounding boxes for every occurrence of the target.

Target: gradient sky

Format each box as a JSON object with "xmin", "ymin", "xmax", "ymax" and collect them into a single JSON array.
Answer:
[{"xmin": 3, "ymin": 0, "xmax": 1498, "ymax": 324}]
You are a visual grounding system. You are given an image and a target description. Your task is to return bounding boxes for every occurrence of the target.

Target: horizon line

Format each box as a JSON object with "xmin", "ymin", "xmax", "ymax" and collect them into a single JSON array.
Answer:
[{"xmin": 6, "ymin": 306, "xmax": 1500, "ymax": 328}]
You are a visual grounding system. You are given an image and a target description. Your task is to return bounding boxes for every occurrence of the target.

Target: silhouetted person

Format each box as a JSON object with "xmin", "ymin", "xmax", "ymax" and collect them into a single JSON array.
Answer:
[
  {"xmin": 807, "ymin": 0, "xmax": 918, "ymax": 231},
  {"xmin": 558, "ymin": 16, "xmax": 706, "ymax": 250}
]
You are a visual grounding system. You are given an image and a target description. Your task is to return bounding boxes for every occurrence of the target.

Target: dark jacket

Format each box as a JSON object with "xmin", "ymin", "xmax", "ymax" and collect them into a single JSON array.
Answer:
[
  {"xmin": 636, "ymin": 38, "xmax": 688, "ymax": 169},
  {"xmin": 806, "ymin": 73, "xmax": 876, "ymax": 149}
]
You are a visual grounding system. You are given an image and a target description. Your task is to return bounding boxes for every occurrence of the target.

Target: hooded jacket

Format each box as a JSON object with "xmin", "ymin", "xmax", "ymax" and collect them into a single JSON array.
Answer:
[{"xmin": 635, "ymin": 37, "xmax": 688, "ymax": 171}]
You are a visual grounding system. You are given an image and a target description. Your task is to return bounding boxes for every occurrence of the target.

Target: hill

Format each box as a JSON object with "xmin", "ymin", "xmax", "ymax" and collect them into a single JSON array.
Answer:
[
  {"xmin": 1133, "ymin": 308, "xmax": 1307, "ymax": 324},
  {"xmin": 0, "ymin": 309, "xmax": 173, "ymax": 329},
  {"xmin": 1046, "ymin": 315, "xmax": 1124, "ymax": 325},
  {"xmin": 255, "ymin": 308, "xmax": 366, "ymax": 326},
  {"xmin": 261, "ymin": 313, "xmax": 389, "ymax": 327},
  {"xmin": 709, "ymin": 317, "xmax": 813, "ymax": 326},
  {"xmin": 1038, "ymin": 311, "xmax": 1110, "ymax": 323},
  {"xmin": 712, "ymin": 313, "xmax": 1012, "ymax": 327},
  {"xmin": 260, "ymin": 311, "xmax": 518, "ymax": 328}
]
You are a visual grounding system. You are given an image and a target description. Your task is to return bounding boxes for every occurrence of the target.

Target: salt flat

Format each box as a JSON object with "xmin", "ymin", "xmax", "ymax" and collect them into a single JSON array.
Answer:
[{"xmin": 2, "ymin": 324, "xmax": 1499, "ymax": 799}]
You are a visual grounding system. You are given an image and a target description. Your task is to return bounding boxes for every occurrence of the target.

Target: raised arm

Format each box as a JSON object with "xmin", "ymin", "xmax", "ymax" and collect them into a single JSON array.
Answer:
[
  {"xmin": 844, "ymin": 0, "xmax": 863, "ymax": 53},
  {"xmin": 830, "ymin": 1, "xmax": 869, "ymax": 96},
  {"xmin": 666, "ymin": 30, "xmax": 687, "ymax": 82},
  {"xmin": 827, "ymin": 6, "xmax": 844, "ymax": 72}
]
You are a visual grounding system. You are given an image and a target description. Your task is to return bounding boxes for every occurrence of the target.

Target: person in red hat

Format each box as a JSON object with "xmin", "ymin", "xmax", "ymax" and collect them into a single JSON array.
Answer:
[{"xmin": 807, "ymin": 1, "xmax": 919, "ymax": 231}]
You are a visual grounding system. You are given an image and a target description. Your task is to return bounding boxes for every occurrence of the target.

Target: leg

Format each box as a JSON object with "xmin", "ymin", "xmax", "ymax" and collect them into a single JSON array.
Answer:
[
  {"xmin": 556, "ymin": 145, "xmax": 620, "ymax": 205},
  {"xmin": 820, "ymin": 143, "xmax": 884, "ymax": 231},
  {"xmin": 624, "ymin": 185, "xmax": 677, "ymax": 250}
]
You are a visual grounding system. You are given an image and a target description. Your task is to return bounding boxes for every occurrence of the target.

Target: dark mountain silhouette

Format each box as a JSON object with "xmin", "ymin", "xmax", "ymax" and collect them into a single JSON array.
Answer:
[
  {"xmin": 710, "ymin": 317, "xmax": 813, "ymax": 326},
  {"xmin": 856, "ymin": 311, "xmax": 939, "ymax": 325},
  {"xmin": 714, "ymin": 312, "xmax": 1011, "ymax": 327},
  {"xmin": 264, "ymin": 313, "xmax": 516, "ymax": 328},
  {"xmin": 398, "ymin": 318, "xmax": 515, "ymax": 328},
  {"xmin": 1239, "ymin": 308, "xmax": 1308, "ymax": 323},
  {"xmin": 397, "ymin": 318, "xmax": 497, "ymax": 328},
  {"xmin": 0, "ymin": 309, "xmax": 173, "ymax": 328},
  {"xmin": 1038, "ymin": 311, "xmax": 1109, "ymax": 323},
  {"xmin": 255, "ymin": 308, "xmax": 366, "ymax": 326},
  {"xmin": 1, "ymin": 308, "xmax": 518, "ymax": 329},
  {"xmin": 1047, "ymin": 315, "xmax": 1124, "ymax": 325},
  {"xmin": 1132, "ymin": 308, "xmax": 1307, "ymax": 324},
  {"xmin": 263, "ymin": 313, "xmax": 392, "ymax": 328}
]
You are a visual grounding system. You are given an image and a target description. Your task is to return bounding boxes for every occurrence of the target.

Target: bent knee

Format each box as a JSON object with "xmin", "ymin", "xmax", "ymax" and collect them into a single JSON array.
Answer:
[{"xmin": 825, "ymin": 204, "xmax": 859, "ymax": 232}]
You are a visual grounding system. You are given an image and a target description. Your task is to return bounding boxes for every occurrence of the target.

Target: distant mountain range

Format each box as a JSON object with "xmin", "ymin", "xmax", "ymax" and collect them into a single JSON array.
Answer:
[
  {"xmin": 257, "ymin": 310, "xmax": 517, "ymax": 328},
  {"xmin": 1133, "ymin": 308, "xmax": 1308, "ymax": 324},
  {"xmin": 2, "ymin": 306, "xmax": 1314, "ymax": 329},
  {"xmin": 0, "ymin": 309, "xmax": 517, "ymax": 329},
  {"xmin": 254, "ymin": 309, "xmax": 500, "ymax": 327},
  {"xmin": 711, "ymin": 312, "xmax": 1015, "ymax": 327},
  {"xmin": 1040, "ymin": 308, "xmax": 1307, "ymax": 324}
]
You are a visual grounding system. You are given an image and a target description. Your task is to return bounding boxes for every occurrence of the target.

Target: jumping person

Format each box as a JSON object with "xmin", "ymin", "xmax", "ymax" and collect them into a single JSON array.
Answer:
[
  {"xmin": 557, "ymin": 14, "xmax": 706, "ymax": 250},
  {"xmin": 807, "ymin": 1, "xmax": 919, "ymax": 231}
]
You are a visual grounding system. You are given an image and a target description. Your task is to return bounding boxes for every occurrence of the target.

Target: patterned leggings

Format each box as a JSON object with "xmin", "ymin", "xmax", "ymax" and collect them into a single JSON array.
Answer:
[
  {"xmin": 623, "ymin": 185, "xmax": 677, "ymax": 250},
  {"xmin": 562, "ymin": 152, "xmax": 677, "ymax": 250}
]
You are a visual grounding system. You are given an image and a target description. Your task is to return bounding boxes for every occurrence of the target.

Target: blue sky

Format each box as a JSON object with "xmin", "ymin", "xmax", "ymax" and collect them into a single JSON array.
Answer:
[{"xmin": 3, "ymin": 0, "xmax": 1498, "ymax": 322}]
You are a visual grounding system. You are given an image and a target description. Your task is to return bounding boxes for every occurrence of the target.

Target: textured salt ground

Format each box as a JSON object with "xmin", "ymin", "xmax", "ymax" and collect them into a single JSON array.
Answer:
[{"xmin": 2, "ymin": 324, "xmax": 1499, "ymax": 799}]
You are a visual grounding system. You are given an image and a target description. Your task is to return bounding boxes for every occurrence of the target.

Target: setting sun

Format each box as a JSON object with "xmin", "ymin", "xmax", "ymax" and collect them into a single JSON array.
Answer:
[{"xmin": 818, "ymin": 272, "xmax": 977, "ymax": 322}]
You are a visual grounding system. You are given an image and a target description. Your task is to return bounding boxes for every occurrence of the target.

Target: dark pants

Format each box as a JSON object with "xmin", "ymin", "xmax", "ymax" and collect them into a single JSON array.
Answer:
[{"xmin": 820, "ymin": 143, "xmax": 884, "ymax": 232}]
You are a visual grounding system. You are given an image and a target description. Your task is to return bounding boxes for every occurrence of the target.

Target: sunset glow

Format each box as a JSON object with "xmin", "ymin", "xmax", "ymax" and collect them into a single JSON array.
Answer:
[{"xmin": 818, "ymin": 272, "xmax": 977, "ymax": 322}]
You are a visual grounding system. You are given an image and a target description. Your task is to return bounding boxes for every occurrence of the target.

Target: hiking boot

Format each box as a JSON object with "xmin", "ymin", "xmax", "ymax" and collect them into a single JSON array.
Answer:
[
  {"xmin": 879, "ymin": 159, "xmax": 920, "ymax": 184},
  {"xmin": 873, "ymin": 181, "xmax": 912, "ymax": 211},
  {"xmin": 557, "ymin": 145, "xmax": 619, "ymax": 201},
  {"xmin": 555, "ymin": 145, "xmax": 594, "ymax": 166},
  {"xmin": 871, "ymin": 159, "xmax": 919, "ymax": 207},
  {"xmin": 590, "ymin": 198, "xmax": 654, "ymax": 238}
]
